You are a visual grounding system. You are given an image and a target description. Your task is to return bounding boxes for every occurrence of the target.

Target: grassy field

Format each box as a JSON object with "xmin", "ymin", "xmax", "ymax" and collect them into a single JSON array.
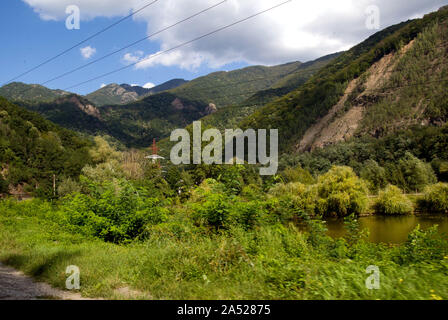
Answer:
[{"xmin": 1, "ymin": 199, "xmax": 447, "ymax": 300}]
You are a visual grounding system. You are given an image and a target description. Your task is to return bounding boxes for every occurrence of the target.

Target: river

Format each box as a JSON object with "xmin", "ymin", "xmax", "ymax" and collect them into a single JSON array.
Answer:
[{"xmin": 323, "ymin": 214, "xmax": 448, "ymax": 244}]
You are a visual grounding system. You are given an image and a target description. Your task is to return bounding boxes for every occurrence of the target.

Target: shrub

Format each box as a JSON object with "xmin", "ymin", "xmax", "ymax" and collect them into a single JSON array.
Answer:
[
  {"xmin": 395, "ymin": 153, "xmax": 437, "ymax": 192},
  {"xmin": 191, "ymin": 193, "xmax": 232, "ymax": 230},
  {"xmin": 281, "ymin": 166, "xmax": 315, "ymax": 185},
  {"xmin": 230, "ymin": 200, "xmax": 264, "ymax": 230},
  {"xmin": 59, "ymin": 179, "xmax": 168, "ymax": 243},
  {"xmin": 57, "ymin": 177, "xmax": 81, "ymax": 197},
  {"xmin": 267, "ymin": 182, "xmax": 318, "ymax": 221},
  {"xmin": 374, "ymin": 185, "xmax": 413, "ymax": 215},
  {"xmin": 316, "ymin": 166, "xmax": 369, "ymax": 217},
  {"xmin": 360, "ymin": 160, "xmax": 388, "ymax": 193},
  {"xmin": 419, "ymin": 183, "xmax": 448, "ymax": 213},
  {"xmin": 0, "ymin": 176, "xmax": 8, "ymax": 194}
]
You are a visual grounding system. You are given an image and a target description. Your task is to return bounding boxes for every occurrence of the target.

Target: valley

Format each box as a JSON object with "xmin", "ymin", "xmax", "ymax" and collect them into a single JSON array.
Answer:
[{"xmin": 1, "ymin": 3, "xmax": 448, "ymax": 302}]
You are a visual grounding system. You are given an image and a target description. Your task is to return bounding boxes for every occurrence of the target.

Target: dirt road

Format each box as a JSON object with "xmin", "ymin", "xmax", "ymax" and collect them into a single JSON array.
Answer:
[{"xmin": 0, "ymin": 262, "xmax": 87, "ymax": 300}]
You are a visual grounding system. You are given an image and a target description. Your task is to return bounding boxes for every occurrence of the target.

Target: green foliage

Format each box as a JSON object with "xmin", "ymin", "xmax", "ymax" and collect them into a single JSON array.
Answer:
[
  {"xmin": 57, "ymin": 177, "xmax": 81, "ymax": 197},
  {"xmin": 280, "ymin": 166, "xmax": 315, "ymax": 185},
  {"xmin": 316, "ymin": 166, "xmax": 369, "ymax": 217},
  {"xmin": 0, "ymin": 96, "xmax": 92, "ymax": 197},
  {"xmin": 360, "ymin": 160, "xmax": 388, "ymax": 193},
  {"xmin": 374, "ymin": 185, "xmax": 414, "ymax": 215},
  {"xmin": 344, "ymin": 214, "xmax": 369, "ymax": 245},
  {"xmin": 399, "ymin": 225, "xmax": 448, "ymax": 263},
  {"xmin": 59, "ymin": 179, "xmax": 168, "ymax": 243},
  {"xmin": 393, "ymin": 152, "xmax": 437, "ymax": 192},
  {"xmin": 419, "ymin": 183, "xmax": 448, "ymax": 213},
  {"xmin": 0, "ymin": 82, "xmax": 69, "ymax": 103},
  {"xmin": 191, "ymin": 191, "xmax": 232, "ymax": 230},
  {"xmin": 0, "ymin": 176, "xmax": 8, "ymax": 194}
]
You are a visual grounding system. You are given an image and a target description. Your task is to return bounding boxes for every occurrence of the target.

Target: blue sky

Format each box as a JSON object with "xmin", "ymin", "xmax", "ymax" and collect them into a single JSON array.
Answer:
[
  {"xmin": 0, "ymin": 1, "xmax": 248, "ymax": 95},
  {"xmin": 1, "ymin": 0, "xmax": 446, "ymax": 96}
]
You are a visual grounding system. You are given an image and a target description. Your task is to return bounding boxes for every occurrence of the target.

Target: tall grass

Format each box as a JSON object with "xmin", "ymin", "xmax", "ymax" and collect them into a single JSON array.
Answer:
[{"xmin": 1, "ymin": 199, "xmax": 447, "ymax": 300}]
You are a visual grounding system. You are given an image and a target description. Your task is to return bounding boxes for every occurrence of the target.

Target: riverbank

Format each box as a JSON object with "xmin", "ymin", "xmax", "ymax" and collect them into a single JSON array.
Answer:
[{"xmin": 1, "ymin": 199, "xmax": 447, "ymax": 300}]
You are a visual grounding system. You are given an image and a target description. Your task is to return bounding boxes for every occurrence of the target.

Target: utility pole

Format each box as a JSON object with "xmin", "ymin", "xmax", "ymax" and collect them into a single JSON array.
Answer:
[
  {"xmin": 53, "ymin": 174, "xmax": 56, "ymax": 197},
  {"xmin": 145, "ymin": 139, "xmax": 165, "ymax": 168}
]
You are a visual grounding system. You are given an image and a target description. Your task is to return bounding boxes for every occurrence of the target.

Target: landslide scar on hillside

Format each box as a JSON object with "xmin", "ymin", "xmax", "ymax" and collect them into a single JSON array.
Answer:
[{"xmin": 296, "ymin": 40, "xmax": 416, "ymax": 152}]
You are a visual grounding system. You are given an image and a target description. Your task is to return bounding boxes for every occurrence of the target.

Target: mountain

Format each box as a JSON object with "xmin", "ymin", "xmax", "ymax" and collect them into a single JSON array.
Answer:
[
  {"xmin": 197, "ymin": 52, "xmax": 341, "ymax": 131},
  {"xmin": 23, "ymin": 94, "xmax": 108, "ymax": 134},
  {"xmin": 8, "ymin": 56, "xmax": 335, "ymax": 148},
  {"xmin": 169, "ymin": 61, "xmax": 304, "ymax": 108},
  {"xmin": 0, "ymin": 96, "xmax": 92, "ymax": 197},
  {"xmin": 241, "ymin": 7, "xmax": 448, "ymax": 154},
  {"xmin": 145, "ymin": 79, "xmax": 189, "ymax": 94},
  {"xmin": 86, "ymin": 79, "xmax": 188, "ymax": 106},
  {"xmin": 0, "ymin": 82, "xmax": 70, "ymax": 104},
  {"xmin": 99, "ymin": 92, "xmax": 216, "ymax": 147}
]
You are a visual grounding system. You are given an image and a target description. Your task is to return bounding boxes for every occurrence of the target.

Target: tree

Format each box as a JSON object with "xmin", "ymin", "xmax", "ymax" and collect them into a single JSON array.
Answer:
[
  {"xmin": 0, "ymin": 176, "xmax": 8, "ymax": 194},
  {"xmin": 281, "ymin": 166, "xmax": 315, "ymax": 185},
  {"xmin": 360, "ymin": 160, "xmax": 387, "ymax": 193},
  {"xmin": 396, "ymin": 152, "xmax": 437, "ymax": 192},
  {"xmin": 374, "ymin": 185, "xmax": 413, "ymax": 215},
  {"xmin": 316, "ymin": 166, "xmax": 369, "ymax": 217}
]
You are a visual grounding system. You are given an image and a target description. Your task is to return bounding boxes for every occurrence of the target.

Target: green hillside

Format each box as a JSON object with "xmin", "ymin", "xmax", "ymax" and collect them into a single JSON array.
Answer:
[
  {"xmin": 242, "ymin": 8, "xmax": 448, "ymax": 153},
  {"xmin": 0, "ymin": 96, "xmax": 92, "ymax": 197},
  {"xmin": 198, "ymin": 53, "xmax": 341, "ymax": 131},
  {"xmin": 170, "ymin": 61, "xmax": 304, "ymax": 108},
  {"xmin": 0, "ymin": 82, "xmax": 69, "ymax": 104},
  {"xmin": 100, "ymin": 92, "xmax": 214, "ymax": 148},
  {"xmin": 86, "ymin": 79, "xmax": 188, "ymax": 107}
]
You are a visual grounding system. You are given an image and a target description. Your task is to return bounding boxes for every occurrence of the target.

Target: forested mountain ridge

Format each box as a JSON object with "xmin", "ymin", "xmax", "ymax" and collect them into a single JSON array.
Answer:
[
  {"xmin": 196, "ymin": 52, "xmax": 341, "ymax": 131},
  {"xmin": 241, "ymin": 7, "xmax": 448, "ymax": 153},
  {"xmin": 0, "ymin": 96, "xmax": 92, "ymax": 197},
  {"xmin": 0, "ymin": 56, "xmax": 335, "ymax": 148},
  {"xmin": 0, "ymin": 82, "xmax": 70, "ymax": 104},
  {"xmin": 86, "ymin": 79, "xmax": 188, "ymax": 106},
  {"xmin": 168, "ymin": 61, "xmax": 304, "ymax": 108}
]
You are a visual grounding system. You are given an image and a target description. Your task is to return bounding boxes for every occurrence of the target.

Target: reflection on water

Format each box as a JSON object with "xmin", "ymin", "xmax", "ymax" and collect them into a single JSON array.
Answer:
[{"xmin": 324, "ymin": 214, "xmax": 448, "ymax": 244}]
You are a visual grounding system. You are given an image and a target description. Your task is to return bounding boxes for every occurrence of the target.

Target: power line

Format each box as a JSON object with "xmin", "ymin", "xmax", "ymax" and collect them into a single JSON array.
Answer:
[
  {"xmin": 2, "ymin": 0, "xmax": 160, "ymax": 86},
  {"xmin": 40, "ymin": 0, "xmax": 228, "ymax": 87},
  {"xmin": 165, "ymin": 40, "xmax": 448, "ymax": 94},
  {"xmin": 205, "ymin": 77, "xmax": 448, "ymax": 119},
  {"xmin": 4, "ymin": 7, "xmax": 447, "ymax": 105},
  {"xmin": 63, "ymin": 0, "xmax": 294, "ymax": 91}
]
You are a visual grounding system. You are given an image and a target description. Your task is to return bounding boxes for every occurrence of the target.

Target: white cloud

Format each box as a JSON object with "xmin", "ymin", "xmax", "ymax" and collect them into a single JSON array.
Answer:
[
  {"xmin": 122, "ymin": 51, "xmax": 144, "ymax": 64},
  {"xmin": 23, "ymin": 0, "xmax": 447, "ymax": 69},
  {"xmin": 100, "ymin": 83, "xmax": 107, "ymax": 88},
  {"xmin": 143, "ymin": 82, "xmax": 155, "ymax": 89},
  {"xmin": 80, "ymin": 46, "xmax": 96, "ymax": 59}
]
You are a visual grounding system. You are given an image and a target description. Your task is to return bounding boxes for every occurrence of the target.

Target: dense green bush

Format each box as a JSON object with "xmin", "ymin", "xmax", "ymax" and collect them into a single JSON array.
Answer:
[
  {"xmin": 191, "ymin": 192, "xmax": 232, "ymax": 230},
  {"xmin": 394, "ymin": 153, "xmax": 437, "ymax": 192},
  {"xmin": 59, "ymin": 179, "xmax": 169, "ymax": 243},
  {"xmin": 374, "ymin": 185, "xmax": 413, "ymax": 215},
  {"xmin": 0, "ymin": 176, "xmax": 8, "ymax": 194},
  {"xmin": 419, "ymin": 183, "xmax": 448, "ymax": 213},
  {"xmin": 316, "ymin": 166, "xmax": 369, "ymax": 217},
  {"xmin": 360, "ymin": 160, "xmax": 388, "ymax": 193},
  {"xmin": 280, "ymin": 166, "xmax": 315, "ymax": 185},
  {"xmin": 267, "ymin": 182, "xmax": 317, "ymax": 222}
]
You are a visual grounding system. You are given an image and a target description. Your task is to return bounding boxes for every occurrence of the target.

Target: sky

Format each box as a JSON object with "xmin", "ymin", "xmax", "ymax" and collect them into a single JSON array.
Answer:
[{"xmin": 0, "ymin": 0, "xmax": 446, "ymax": 95}]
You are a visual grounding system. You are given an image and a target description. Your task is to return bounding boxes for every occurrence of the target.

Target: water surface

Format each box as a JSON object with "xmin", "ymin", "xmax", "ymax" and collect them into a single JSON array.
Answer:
[{"xmin": 324, "ymin": 214, "xmax": 448, "ymax": 244}]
